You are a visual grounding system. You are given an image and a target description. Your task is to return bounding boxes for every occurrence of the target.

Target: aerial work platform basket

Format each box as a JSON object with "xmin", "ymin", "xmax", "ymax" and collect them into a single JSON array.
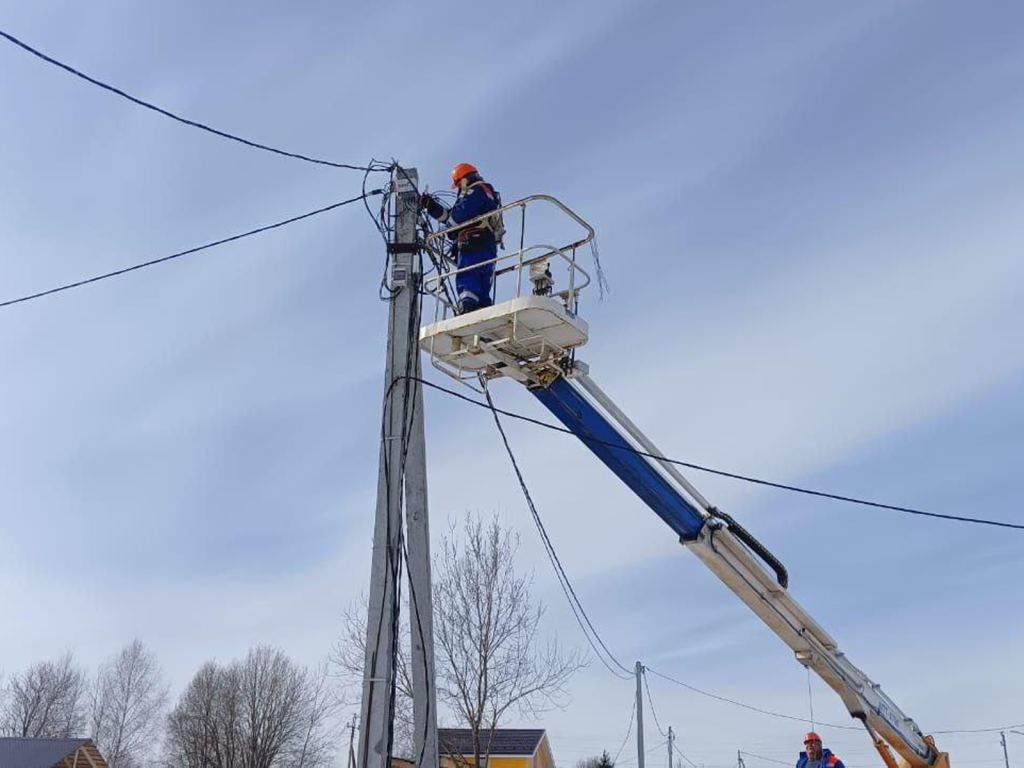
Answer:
[{"xmin": 419, "ymin": 195, "xmax": 596, "ymax": 388}]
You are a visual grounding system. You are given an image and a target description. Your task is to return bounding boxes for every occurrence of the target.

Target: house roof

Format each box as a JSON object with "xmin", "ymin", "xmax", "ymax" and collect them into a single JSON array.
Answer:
[
  {"xmin": 439, "ymin": 729, "xmax": 546, "ymax": 757},
  {"xmin": 0, "ymin": 737, "xmax": 106, "ymax": 768}
]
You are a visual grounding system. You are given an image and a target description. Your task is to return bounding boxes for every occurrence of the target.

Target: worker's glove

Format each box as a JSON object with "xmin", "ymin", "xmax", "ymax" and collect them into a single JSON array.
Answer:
[{"xmin": 422, "ymin": 195, "xmax": 446, "ymax": 221}]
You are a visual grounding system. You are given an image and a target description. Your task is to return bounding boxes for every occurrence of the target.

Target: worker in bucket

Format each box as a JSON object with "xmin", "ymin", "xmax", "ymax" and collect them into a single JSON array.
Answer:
[
  {"xmin": 421, "ymin": 162, "xmax": 504, "ymax": 314},
  {"xmin": 797, "ymin": 733, "xmax": 844, "ymax": 768}
]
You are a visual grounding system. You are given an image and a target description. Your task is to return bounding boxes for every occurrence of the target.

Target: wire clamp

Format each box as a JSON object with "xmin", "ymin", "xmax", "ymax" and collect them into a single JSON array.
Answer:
[{"xmin": 387, "ymin": 242, "xmax": 418, "ymax": 254}]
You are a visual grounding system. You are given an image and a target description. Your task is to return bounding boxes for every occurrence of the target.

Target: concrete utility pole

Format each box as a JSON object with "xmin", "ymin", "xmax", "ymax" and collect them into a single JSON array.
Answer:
[
  {"xmin": 358, "ymin": 167, "xmax": 439, "ymax": 768},
  {"xmin": 667, "ymin": 727, "xmax": 674, "ymax": 768},
  {"xmin": 1001, "ymin": 732, "xmax": 1010, "ymax": 768},
  {"xmin": 636, "ymin": 662, "xmax": 646, "ymax": 768}
]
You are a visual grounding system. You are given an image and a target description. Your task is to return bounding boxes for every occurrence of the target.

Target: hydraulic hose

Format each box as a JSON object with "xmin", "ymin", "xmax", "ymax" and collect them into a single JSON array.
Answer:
[{"xmin": 706, "ymin": 506, "xmax": 789, "ymax": 589}]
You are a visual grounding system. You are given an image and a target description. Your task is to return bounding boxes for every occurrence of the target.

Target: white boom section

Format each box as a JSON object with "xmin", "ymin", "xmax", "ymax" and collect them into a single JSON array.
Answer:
[{"xmin": 576, "ymin": 375, "xmax": 938, "ymax": 768}]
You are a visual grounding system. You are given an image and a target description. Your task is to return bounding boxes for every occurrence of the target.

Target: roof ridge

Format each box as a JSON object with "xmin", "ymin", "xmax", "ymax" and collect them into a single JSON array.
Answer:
[{"xmin": 438, "ymin": 728, "xmax": 545, "ymax": 732}]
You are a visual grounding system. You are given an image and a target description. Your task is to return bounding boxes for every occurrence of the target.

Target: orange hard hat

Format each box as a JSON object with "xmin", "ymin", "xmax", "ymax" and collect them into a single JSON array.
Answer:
[
  {"xmin": 451, "ymin": 162, "xmax": 479, "ymax": 188},
  {"xmin": 804, "ymin": 733, "xmax": 822, "ymax": 744}
]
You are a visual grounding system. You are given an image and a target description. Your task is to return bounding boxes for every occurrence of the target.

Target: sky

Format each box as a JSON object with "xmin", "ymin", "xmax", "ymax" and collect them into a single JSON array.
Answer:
[{"xmin": 2, "ymin": 1, "xmax": 1023, "ymax": 766}]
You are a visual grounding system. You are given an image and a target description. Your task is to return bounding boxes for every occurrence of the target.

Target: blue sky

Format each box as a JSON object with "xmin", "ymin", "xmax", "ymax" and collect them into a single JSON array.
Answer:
[{"xmin": 2, "ymin": 1, "xmax": 1023, "ymax": 766}]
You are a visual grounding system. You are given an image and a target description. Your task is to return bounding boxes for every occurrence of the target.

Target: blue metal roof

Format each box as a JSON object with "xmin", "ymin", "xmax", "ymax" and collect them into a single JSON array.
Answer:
[
  {"xmin": 439, "ymin": 729, "xmax": 546, "ymax": 756},
  {"xmin": 0, "ymin": 737, "xmax": 91, "ymax": 768}
]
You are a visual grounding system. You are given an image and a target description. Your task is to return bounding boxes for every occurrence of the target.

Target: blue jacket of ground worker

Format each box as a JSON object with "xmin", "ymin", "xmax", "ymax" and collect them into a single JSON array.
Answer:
[{"xmin": 797, "ymin": 749, "xmax": 844, "ymax": 768}]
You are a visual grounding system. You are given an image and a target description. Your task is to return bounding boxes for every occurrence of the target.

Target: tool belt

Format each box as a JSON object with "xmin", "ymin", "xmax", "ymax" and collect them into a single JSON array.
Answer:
[{"xmin": 457, "ymin": 226, "xmax": 491, "ymax": 249}]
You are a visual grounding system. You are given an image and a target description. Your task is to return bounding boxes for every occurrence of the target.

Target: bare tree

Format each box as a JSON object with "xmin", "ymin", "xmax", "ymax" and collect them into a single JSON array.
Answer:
[
  {"xmin": 166, "ymin": 646, "xmax": 339, "ymax": 768},
  {"xmin": 166, "ymin": 662, "xmax": 223, "ymax": 768},
  {"xmin": 90, "ymin": 639, "xmax": 170, "ymax": 767},
  {"xmin": 434, "ymin": 514, "xmax": 585, "ymax": 768},
  {"xmin": 330, "ymin": 600, "xmax": 415, "ymax": 758},
  {"xmin": 1, "ymin": 651, "xmax": 87, "ymax": 738},
  {"xmin": 287, "ymin": 662, "xmax": 338, "ymax": 768}
]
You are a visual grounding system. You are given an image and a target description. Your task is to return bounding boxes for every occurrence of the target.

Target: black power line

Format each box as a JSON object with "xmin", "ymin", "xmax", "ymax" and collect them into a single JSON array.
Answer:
[
  {"xmin": 0, "ymin": 190, "xmax": 380, "ymax": 309},
  {"xmin": 643, "ymin": 668, "xmax": 669, "ymax": 738},
  {"xmin": 613, "ymin": 698, "xmax": 638, "ymax": 764},
  {"xmin": 437, "ymin": 380, "xmax": 1017, "ymax": 741},
  {"xmin": 409, "ymin": 376, "xmax": 1024, "ymax": 532},
  {"xmin": 739, "ymin": 750, "xmax": 792, "ymax": 766},
  {"xmin": 483, "ymin": 382, "xmax": 633, "ymax": 681},
  {"xmin": 0, "ymin": 28, "xmax": 382, "ymax": 172},
  {"xmin": 673, "ymin": 743, "xmax": 700, "ymax": 768},
  {"xmin": 933, "ymin": 724, "xmax": 1024, "ymax": 734},
  {"xmin": 618, "ymin": 740, "xmax": 668, "ymax": 767},
  {"xmin": 483, "ymin": 380, "xmax": 870, "ymax": 733},
  {"xmin": 645, "ymin": 667, "xmax": 860, "ymax": 731}
]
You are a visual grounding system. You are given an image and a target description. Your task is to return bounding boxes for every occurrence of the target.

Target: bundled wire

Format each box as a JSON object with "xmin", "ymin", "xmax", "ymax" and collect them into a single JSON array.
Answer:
[
  {"xmin": 643, "ymin": 668, "xmax": 668, "ymax": 737},
  {"xmin": 673, "ymin": 742, "xmax": 701, "ymax": 768},
  {"xmin": 739, "ymin": 752, "xmax": 792, "ymax": 767},
  {"xmin": 410, "ymin": 377, "xmax": 1024, "ymax": 533},
  {"xmin": 482, "ymin": 381, "xmax": 633, "ymax": 681},
  {"xmin": 369, "ymin": 163, "xmax": 456, "ymax": 306},
  {"xmin": 0, "ymin": 28, "xmax": 381, "ymax": 172},
  {"xmin": 645, "ymin": 667, "xmax": 860, "ymax": 731},
  {"xmin": 394, "ymin": 264, "xmax": 439, "ymax": 768},
  {"xmin": 0, "ymin": 191, "xmax": 380, "ymax": 309},
  {"xmin": 613, "ymin": 698, "xmax": 638, "ymax": 764}
]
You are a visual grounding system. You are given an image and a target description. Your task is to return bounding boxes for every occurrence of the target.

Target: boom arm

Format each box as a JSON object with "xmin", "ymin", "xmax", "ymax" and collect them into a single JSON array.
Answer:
[{"xmin": 531, "ymin": 372, "xmax": 947, "ymax": 768}]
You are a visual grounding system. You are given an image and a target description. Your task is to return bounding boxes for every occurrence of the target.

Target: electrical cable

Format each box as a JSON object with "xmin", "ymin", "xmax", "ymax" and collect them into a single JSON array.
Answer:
[
  {"xmin": 0, "ymin": 28, "xmax": 381, "ymax": 172},
  {"xmin": 362, "ymin": 301, "xmax": 402, "ymax": 768},
  {"xmin": 645, "ymin": 667, "xmax": 860, "ymax": 731},
  {"xmin": 431, "ymin": 372, "xmax": 1021, "ymax": 738},
  {"xmin": 398, "ymin": 260, "xmax": 439, "ymax": 768},
  {"xmin": 643, "ymin": 668, "xmax": 668, "ymax": 738},
  {"xmin": 613, "ymin": 699, "xmax": 638, "ymax": 765},
  {"xmin": 482, "ymin": 382, "xmax": 633, "ymax": 681},
  {"xmin": 673, "ymin": 743, "xmax": 700, "ymax": 768},
  {"xmin": 408, "ymin": 376, "xmax": 1024, "ymax": 532},
  {"xmin": 433, "ymin": 371, "xmax": 1024, "ymax": 746},
  {"xmin": 641, "ymin": 666, "xmax": 700, "ymax": 768},
  {"xmin": 933, "ymin": 724, "xmax": 1024, "ymax": 734},
  {"xmin": 739, "ymin": 751, "xmax": 793, "ymax": 766},
  {"xmin": 364, "ymin": 159, "xmax": 399, "ymax": 250},
  {"xmin": 806, "ymin": 667, "xmax": 816, "ymax": 733},
  {"xmin": 381, "ymin": 162, "xmax": 455, "ymax": 308},
  {"xmin": 618, "ymin": 741, "xmax": 669, "ymax": 767},
  {"xmin": 371, "ymin": 162, "xmax": 449, "ymax": 305},
  {"xmin": 405, "ymin": 352, "xmax": 1018, "ymax": 745},
  {"xmin": 0, "ymin": 190, "xmax": 381, "ymax": 309},
  {"xmin": 387, "ymin": 270, "xmax": 425, "ymax": 768}
]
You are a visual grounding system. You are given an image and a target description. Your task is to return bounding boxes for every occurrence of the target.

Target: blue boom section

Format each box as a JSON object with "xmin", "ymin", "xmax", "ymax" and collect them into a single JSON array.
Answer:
[{"xmin": 531, "ymin": 377, "xmax": 707, "ymax": 539}]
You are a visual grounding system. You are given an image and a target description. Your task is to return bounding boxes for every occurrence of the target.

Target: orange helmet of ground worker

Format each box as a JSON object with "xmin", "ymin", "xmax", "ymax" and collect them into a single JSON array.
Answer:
[
  {"xmin": 451, "ymin": 162, "xmax": 479, "ymax": 188},
  {"xmin": 804, "ymin": 733, "xmax": 822, "ymax": 745}
]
